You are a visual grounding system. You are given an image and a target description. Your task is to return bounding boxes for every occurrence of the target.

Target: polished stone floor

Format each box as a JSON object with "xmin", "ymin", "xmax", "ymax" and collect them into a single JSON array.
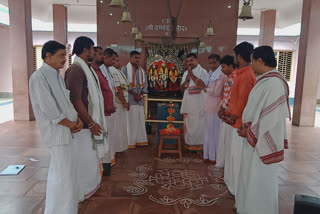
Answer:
[
  {"xmin": 0, "ymin": 120, "xmax": 319, "ymax": 214},
  {"xmin": 1, "ymin": 99, "xmax": 320, "ymax": 127}
]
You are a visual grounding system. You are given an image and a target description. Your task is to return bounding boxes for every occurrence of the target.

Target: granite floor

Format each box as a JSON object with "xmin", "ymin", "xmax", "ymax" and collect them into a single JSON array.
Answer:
[{"xmin": 0, "ymin": 121, "xmax": 319, "ymax": 214}]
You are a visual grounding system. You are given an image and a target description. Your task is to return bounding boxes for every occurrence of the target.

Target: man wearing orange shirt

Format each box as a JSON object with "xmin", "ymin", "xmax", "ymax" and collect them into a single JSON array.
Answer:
[{"xmin": 220, "ymin": 42, "xmax": 256, "ymax": 198}]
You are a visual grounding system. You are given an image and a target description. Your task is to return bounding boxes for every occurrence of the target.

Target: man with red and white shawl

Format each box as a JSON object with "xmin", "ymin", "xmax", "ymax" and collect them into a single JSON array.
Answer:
[
  {"xmin": 236, "ymin": 46, "xmax": 290, "ymax": 214},
  {"xmin": 121, "ymin": 51, "xmax": 148, "ymax": 148}
]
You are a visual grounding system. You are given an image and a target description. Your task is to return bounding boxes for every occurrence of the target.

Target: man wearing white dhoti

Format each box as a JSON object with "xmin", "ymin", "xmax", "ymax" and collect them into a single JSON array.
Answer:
[
  {"xmin": 65, "ymin": 36, "xmax": 110, "ymax": 201},
  {"xmin": 236, "ymin": 46, "xmax": 290, "ymax": 214},
  {"xmin": 99, "ymin": 48, "xmax": 118, "ymax": 166},
  {"xmin": 215, "ymin": 55, "xmax": 236, "ymax": 168},
  {"xmin": 202, "ymin": 54, "xmax": 226, "ymax": 163},
  {"xmin": 29, "ymin": 41, "xmax": 83, "ymax": 214},
  {"xmin": 221, "ymin": 42, "xmax": 256, "ymax": 197},
  {"xmin": 180, "ymin": 53, "xmax": 208, "ymax": 151},
  {"xmin": 121, "ymin": 51, "xmax": 148, "ymax": 148},
  {"xmin": 109, "ymin": 53, "xmax": 130, "ymax": 153}
]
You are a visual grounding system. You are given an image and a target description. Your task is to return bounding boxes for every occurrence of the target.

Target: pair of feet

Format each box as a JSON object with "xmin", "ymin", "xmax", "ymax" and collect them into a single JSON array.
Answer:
[{"xmin": 203, "ymin": 159, "xmax": 216, "ymax": 164}]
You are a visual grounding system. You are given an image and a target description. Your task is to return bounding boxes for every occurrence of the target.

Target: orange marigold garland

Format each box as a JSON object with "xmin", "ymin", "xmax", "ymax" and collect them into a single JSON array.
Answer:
[{"xmin": 160, "ymin": 99, "xmax": 181, "ymax": 135}]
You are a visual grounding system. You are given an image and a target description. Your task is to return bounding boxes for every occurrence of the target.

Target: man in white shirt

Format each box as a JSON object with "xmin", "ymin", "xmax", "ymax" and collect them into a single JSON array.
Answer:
[
  {"xmin": 29, "ymin": 40, "xmax": 83, "ymax": 214},
  {"xmin": 202, "ymin": 54, "xmax": 226, "ymax": 163},
  {"xmin": 180, "ymin": 53, "xmax": 208, "ymax": 151},
  {"xmin": 109, "ymin": 52, "xmax": 130, "ymax": 153},
  {"xmin": 99, "ymin": 48, "xmax": 118, "ymax": 165}
]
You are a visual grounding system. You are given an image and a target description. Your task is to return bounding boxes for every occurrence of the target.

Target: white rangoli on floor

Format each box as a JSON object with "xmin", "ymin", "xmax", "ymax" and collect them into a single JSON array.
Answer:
[
  {"xmin": 123, "ymin": 160, "xmax": 230, "ymax": 208},
  {"xmin": 148, "ymin": 195, "xmax": 218, "ymax": 208},
  {"xmin": 149, "ymin": 169, "xmax": 208, "ymax": 190},
  {"xmin": 208, "ymin": 165, "xmax": 226, "ymax": 183},
  {"xmin": 123, "ymin": 164, "xmax": 154, "ymax": 195},
  {"xmin": 154, "ymin": 157, "xmax": 203, "ymax": 164}
]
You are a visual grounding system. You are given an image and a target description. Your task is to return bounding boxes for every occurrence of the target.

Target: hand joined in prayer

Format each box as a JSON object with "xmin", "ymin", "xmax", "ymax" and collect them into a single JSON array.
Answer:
[
  {"xmin": 184, "ymin": 76, "xmax": 190, "ymax": 88},
  {"xmin": 187, "ymin": 66, "xmax": 193, "ymax": 75}
]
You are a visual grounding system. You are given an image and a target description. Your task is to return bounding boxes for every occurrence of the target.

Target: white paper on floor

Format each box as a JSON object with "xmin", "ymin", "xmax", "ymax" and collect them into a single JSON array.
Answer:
[{"xmin": 0, "ymin": 165, "xmax": 25, "ymax": 176}]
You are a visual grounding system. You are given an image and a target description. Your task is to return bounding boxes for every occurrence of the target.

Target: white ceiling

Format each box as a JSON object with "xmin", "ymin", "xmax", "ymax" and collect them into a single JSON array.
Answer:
[
  {"xmin": 0, "ymin": 0, "xmax": 303, "ymax": 29},
  {"xmin": 240, "ymin": 0, "xmax": 303, "ymax": 29}
]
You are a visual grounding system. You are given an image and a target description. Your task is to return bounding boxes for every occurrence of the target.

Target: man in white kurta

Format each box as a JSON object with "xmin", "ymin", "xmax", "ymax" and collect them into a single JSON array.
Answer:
[
  {"xmin": 109, "ymin": 54, "xmax": 130, "ymax": 152},
  {"xmin": 180, "ymin": 53, "xmax": 208, "ymax": 151},
  {"xmin": 202, "ymin": 55, "xmax": 226, "ymax": 163},
  {"xmin": 29, "ymin": 41, "xmax": 82, "ymax": 214},
  {"xmin": 121, "ymin": 51, "xmax": 148, "ymax": 148},
  {"xmin": 100, "ymin": 48, "xmax": 118, "ymax": 166},
  {"xmin": 236, "ymin": 46, "xmax": 290, "ymax": 214}
]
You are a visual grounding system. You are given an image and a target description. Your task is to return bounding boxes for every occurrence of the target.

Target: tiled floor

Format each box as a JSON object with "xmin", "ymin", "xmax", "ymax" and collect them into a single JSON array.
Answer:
[
  {"xmin": 0, "ymin": 120, "xmax": 319, "ymax": 214},
  {"xmin": 0, "ymin": 98, "xmax": 13, "ymax": 124},
  {"xmin": 1, "ymin": 99, "xmax": 320, "ymax": 127}
]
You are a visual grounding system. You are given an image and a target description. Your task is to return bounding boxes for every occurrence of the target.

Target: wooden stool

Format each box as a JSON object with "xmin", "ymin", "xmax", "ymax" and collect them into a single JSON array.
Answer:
[{"xmin": 158, "ymin": 134, "xmax": 182, "ymax": 159}]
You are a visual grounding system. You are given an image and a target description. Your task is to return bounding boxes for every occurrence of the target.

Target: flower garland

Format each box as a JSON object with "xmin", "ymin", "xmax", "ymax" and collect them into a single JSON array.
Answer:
[{"xmin": 160, "ymin": 100, "xmax": 181, "ymax": 135}]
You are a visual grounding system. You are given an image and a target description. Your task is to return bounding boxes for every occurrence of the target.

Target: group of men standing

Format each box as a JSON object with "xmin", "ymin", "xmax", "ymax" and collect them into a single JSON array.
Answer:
[
  {"xmin": 29, "ymin": 36, "xmax": 148, "ymax": 214},
  {"xmin": 29, "ymin": 35, "xmax": 290, "ymax": 214},
  {"xmin": 180, "ymin": 42, "xmax": 290, "ymax": 214}
]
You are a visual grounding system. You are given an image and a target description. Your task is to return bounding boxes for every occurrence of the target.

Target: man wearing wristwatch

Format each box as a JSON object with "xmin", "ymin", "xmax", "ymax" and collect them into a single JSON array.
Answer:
[{"xmin": 180, "ymin": 53, "xmax": 208, "ymax": 151}]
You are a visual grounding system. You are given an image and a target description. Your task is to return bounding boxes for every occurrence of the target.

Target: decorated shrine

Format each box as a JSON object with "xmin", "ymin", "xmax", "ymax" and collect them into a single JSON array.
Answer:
[{"xmin": 144, "ymin": 42, "xmax": 200, "ymax": 136}]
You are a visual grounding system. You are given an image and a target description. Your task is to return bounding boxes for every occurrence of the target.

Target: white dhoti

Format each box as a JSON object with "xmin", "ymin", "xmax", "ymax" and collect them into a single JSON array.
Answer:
[
  {"xmin": 236, "ymin": 142, "xmax": 279, "ymax": 214},
  {"xmin": 74, "ymin": 129, "xmax": 101, "ymax": 201},
  {"xmin": 105, "ymin": 114, "xmax": 116, "ymax": 164},
  {"xmin": 113, "ymin": 106, "xmax": 129, "ymax": 152},
  {"xmin": 127, "ymin": 105, "xmax": 148, "ymax": 148},
  {"xmin": 224, "ymin": 127, "xmax": 245, "ymax": 196},
  {"xmin": 44, "ymin": 140, "xmax": 78, "ymax": 214},
  {"xmin": 183, "ymin": 112, "xmax": 205, "ymax": 151},
  {"xmin": 235, "ymin": 70, "xmax": 289, "ymax": 214},
  {"xmin": 215, "ymin": 122, "xmax": 233, "ymax": 168},
  {"xmin": 203, "ymin": 113, "xmax": 222, "ymax": 161}
]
